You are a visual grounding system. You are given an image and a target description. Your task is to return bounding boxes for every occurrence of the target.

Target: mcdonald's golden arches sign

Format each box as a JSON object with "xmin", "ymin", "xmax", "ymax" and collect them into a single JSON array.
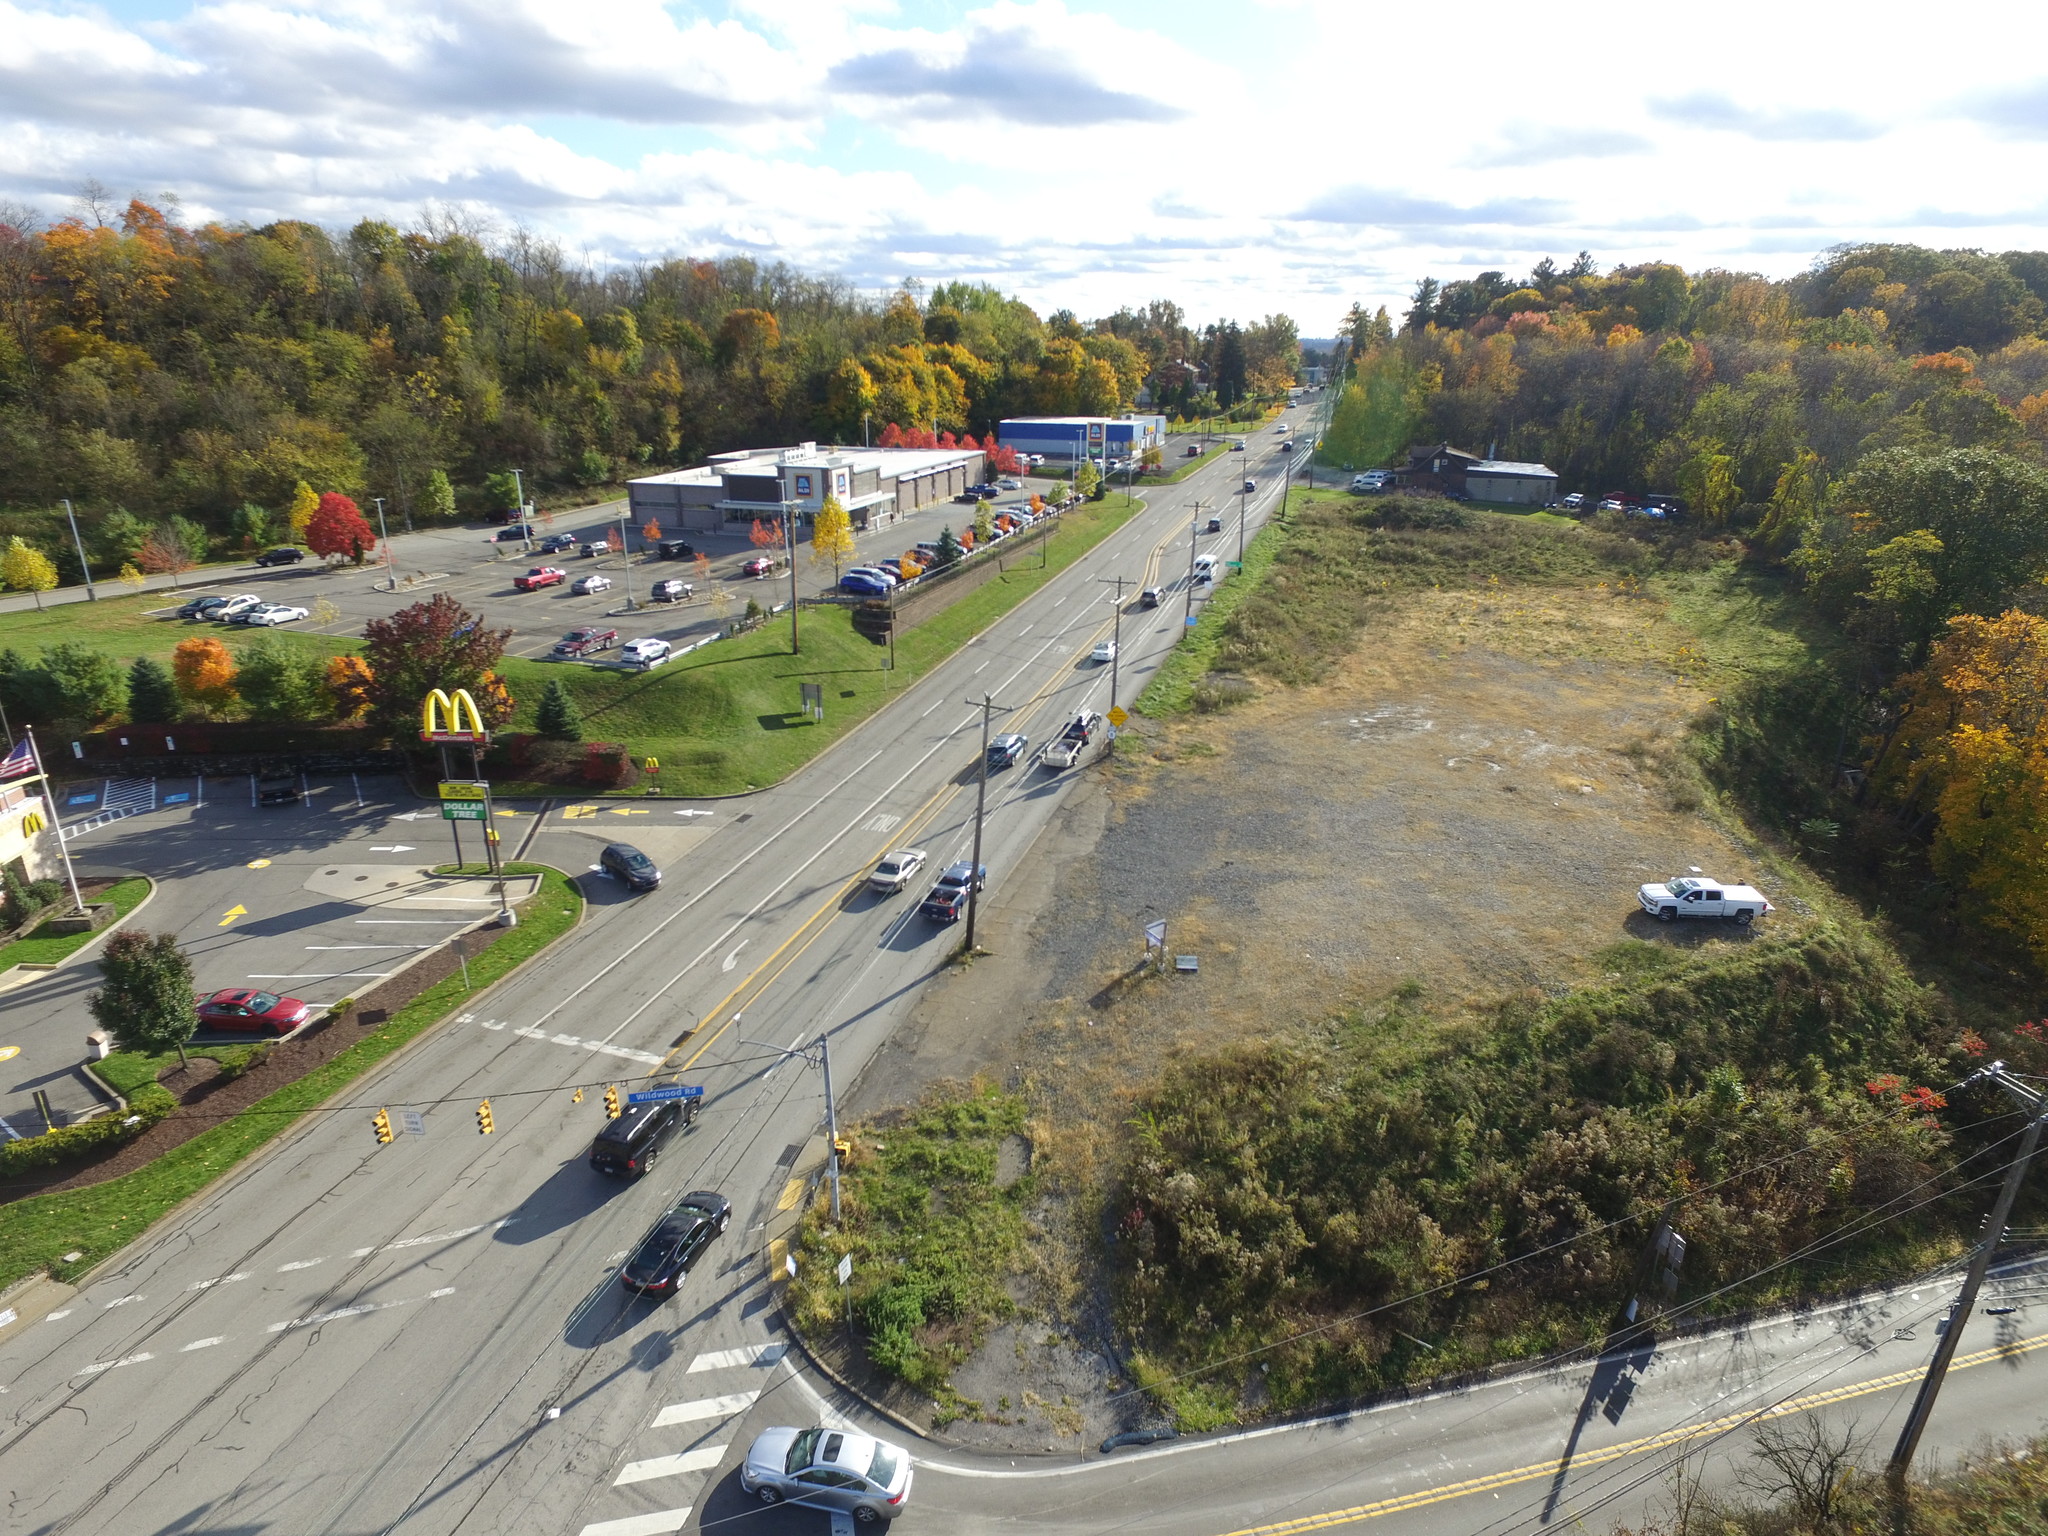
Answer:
[{"xmin": 420, "ymin": 688, "xmax": 489, "ymax": 743}]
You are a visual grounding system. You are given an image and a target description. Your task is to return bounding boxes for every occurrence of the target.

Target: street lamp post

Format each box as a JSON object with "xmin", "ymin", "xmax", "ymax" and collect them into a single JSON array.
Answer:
[
  {"xmin": 510, "ymin": 468, "xmax": 530, "ymax": 551},
  {"xmin": 1100, "ymin": 576, "xmax": 1129, "ymax": 716},
  {"xmin": 1182, "ymin": 514, "xmax": 1200, "ymax": 630},
  {"xmin": 616, "ymin": 508, "xmax": 636, "ymax": 611},
  {"xmin": 963, "ymin": 692, "xmax": 1011, "ymax": 952},
  {"xmin": 372, "ymin": 496, "xmax": 395, "ymax": 591},
  {"xmin": 61, "ymin": 499, "xmax": 95, "ymax": 601}
]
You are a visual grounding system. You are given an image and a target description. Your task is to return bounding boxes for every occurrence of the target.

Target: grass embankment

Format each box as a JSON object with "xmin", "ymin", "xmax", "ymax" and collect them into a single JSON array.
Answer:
[
  {"xmin": 0, "ymin": 586, "xmax": 354, "ymax": 666},
  {"xmin": 0, "ymin": 864, "xmax": 581, "ymax": 1293},
  {"xmin": 1135, "ymin": 442, "xmax": 1234, "ymax": 484},
  {"xmin": 494, "ymin": 493, "xmax": 1147, "ymax": 796},
  {"xmin": 1137, "ymin": 516, "xmax": 1287, "ymax": 717},
  {"xmin": 1105, "ymin": 494, "xmax": 2035, "ymax": 1425},
  {"xmin": 787, "ymin": 1083, "xmax": 1032, "ymax": 1419},
  {"xmin": 0, "ymin": 876, "xmax": 151, "ymax": 969}
]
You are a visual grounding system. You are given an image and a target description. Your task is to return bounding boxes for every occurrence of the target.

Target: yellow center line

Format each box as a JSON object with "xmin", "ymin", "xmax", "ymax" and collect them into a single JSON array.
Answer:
[
  {"xmin": 658, "ymin": 498, "xmax": 1189, "ymax": 1080},
  {"xmin": 1209, "ymin": 1328, "xmax": 2048, "ymax": 1536}
]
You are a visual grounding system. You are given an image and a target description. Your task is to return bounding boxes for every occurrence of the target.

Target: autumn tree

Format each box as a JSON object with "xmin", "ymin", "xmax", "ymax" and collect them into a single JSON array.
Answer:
[
  {"xmin": 137, "ymin": 523, "xmax": 197, "ymax": 588},
  {"xmin": 287, "ymin": 480, "xmax": 319, "ymax": 542},
  {"xmin": 810, "ymin": 494, "xmax": 855, "ymax": 578},
  {"xmin": 306, "ymin": 492, "xmax": 378, "ymax": 565},
  {"xmin": 749, "ymin": 517, "xmax": 783, "ymax": 563},
  {"xmin": 1, "ymin": 537, "xmax": 58, "ymax": 608},
  {"xmin": 327, "ymin": 655, "xmax": 374, "ymax": 720},
  {"xmin": 171, "ymin": 636, "xmax": 237, "ymax": 712},
  {"xmin": 359, "ymin": 593, "xmax": 512, "ymax": 730},
  {"xmin": 1675, "ymin": 441, "xmax": 1739, "ymax": 524},
  {"xmin": 89, "ymin": 929, "xmax": 198, "ymax": 1066}
]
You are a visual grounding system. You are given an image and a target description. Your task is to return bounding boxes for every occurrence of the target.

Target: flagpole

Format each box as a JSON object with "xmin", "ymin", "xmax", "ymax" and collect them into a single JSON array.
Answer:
[{"xmin": 25, "ymin": 727, "xmax": 86, "ymax": 915}]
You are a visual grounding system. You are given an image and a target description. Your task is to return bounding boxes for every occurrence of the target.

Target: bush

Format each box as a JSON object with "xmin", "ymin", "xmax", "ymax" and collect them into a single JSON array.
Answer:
[
  {"xmin": 2, "ymin": 867, "xmax": 61, "ymax": 930},
  {"xmin": 581, "ymin": 742, "xmax": 629, "ymax": 786},
  {"xmin": 0, "ymin": 1080, "xmax": 175, "ymax": 1178}
]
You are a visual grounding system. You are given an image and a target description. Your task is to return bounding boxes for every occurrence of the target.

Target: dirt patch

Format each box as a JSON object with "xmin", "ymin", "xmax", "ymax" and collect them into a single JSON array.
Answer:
[{"xmin": 845, "ymin": 583, "xmax": 1795, "ymax": 1447}]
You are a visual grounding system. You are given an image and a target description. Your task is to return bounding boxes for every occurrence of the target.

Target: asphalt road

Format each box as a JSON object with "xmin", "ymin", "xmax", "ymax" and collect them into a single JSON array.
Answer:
[{"xmin": 0, "ymin": 437, "xmax": 1303, "ymax": 1535}]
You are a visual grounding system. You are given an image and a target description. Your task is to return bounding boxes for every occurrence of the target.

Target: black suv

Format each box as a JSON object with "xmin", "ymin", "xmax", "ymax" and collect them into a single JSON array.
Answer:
[
  {"xmin": 590, "ymin": 1098, "xmax": 698, "ymax": 1178},
  {"xmin": 618, "ymin": 1189, "xmax": 730, "ymax": 1296},
  {"xmin": 256, "ymin": 770, "xmax": 301, "ymax": 806},
  {"xmin": 254, "ymin": 547, "xmax": 305, "ymax": 567},
  {"xmin": 600, "ymin": 843, "xmax": 660, "ymax": 891},
  {"xmin": 657, "ymin": 539, "xmax": 696, "ymax": 560}
]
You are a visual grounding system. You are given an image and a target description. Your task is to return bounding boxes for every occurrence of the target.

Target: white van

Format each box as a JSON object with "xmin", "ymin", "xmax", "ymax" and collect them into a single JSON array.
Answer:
[{"xmin": 1193, "ymin": 553, "xmax": 1217, "ymax": 583}]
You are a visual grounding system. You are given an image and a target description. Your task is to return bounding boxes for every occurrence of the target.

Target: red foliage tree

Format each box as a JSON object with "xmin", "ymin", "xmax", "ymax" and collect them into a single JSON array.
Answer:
[
  {"xmin": 306, "ymin": 493, "xmax": 378, "ymax": 565},
  {"xmin": 359, "ymin": 593, "xmax": 513, "ymax": 729},
  {"xmin": 877, "ymin": 422, "xmax": 905, "ymax": 447},
  {"xmin": 985, "ymin": 443, "xmax": 1023, "ymax": 476},
  {"xmin": 960, "ymin": 433, "xmax": 979, "ymax": 451},
  {"xmin": 750, "ymin": 518, "xmax": 783, "ymax": 552},
  {"xmin": 938, "ymin": 429, "xmax": 957, "ymax": 448}
]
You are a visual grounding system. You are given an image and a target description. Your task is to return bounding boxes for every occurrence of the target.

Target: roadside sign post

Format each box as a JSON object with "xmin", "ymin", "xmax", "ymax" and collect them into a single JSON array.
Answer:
[{"xmin": 838, "ymin": 1251, "xmax": 854, "ymax": 1326}]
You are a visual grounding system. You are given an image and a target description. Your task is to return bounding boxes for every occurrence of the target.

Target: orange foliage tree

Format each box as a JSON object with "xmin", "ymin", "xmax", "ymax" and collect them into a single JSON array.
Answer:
[
  {"xmin": 171, "ymin": 637, "xmax": 238, "ymax": 712},
  {"xmin": 1877, "ymin": 610, "xmax": 2048, "ymax": 958},
  {"xmin": 326, "ymin": 655, "xmax": 374, "ymax": 721}
]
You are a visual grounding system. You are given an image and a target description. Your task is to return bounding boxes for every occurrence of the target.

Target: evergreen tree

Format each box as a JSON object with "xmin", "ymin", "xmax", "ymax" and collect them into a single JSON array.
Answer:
[
  {"xmin": 89, "ymin": 929, "xmax": 199, "ymax": 1067},
  {"xmin": 536, "ymin": 678, "xmax": 582, "ymax": 742},
  {"xmin": 237, "ymin": 640, "xmax": 329, "ymax": 721},
  {"xmin": 935, "ymin": 526, "xmax": 964, "ymax": 566},
  {"xmin": 127, "ymin": 656, "xmax": 179, "ymax": 723},
  {"xmin": 421, "ymin": 468, "xmax": 458, "ymax": 523}
]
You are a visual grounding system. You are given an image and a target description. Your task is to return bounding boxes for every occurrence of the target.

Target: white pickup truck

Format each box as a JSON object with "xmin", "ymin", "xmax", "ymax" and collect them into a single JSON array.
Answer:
[
  {"xmin": 1637, "ymin": 875, "xmax": 1773, "ymax": 925},
  {"xmin": 1040, "ymin": 710, "xmax": 1105, "ymax": 771}
]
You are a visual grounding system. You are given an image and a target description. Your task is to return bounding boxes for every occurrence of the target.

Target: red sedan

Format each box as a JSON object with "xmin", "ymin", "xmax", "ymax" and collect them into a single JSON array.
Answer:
[
  {"xmin": 742, "ymin": 556, "xmax": 776, "ymax": 578},
  {"xmin": 197, "ymin": 988, "xmax": 313, "ymax": 1035}
]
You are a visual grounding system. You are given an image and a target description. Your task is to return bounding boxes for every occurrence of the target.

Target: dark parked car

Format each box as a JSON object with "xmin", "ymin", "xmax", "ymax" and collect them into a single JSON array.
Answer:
[
  {"xmin": 540, "ymin": 532, "xmax": 580, "ymax": 554},
  {"xmin": 657, "ymin": 538, "xmax": 697, "ymax": 560},
  {"xmin": 254, "ymin": 546, "xmax": 305, "ymax": 567},
  {"xmin": 986, "ymin": 732, "xmax": 1028, "ymax": 769},
  {"xmin": 600, "ymin": 842, "xmax": 660, "ymax": 891},
  {"xmin": 650, "ymin": 578, "xmax": 691, "ymax": 602},
  {"xmin": 590, "ymin": 1097, "xmax": 699, "ymax": 1178},
  {"xmin": 177, "ymin": 595, "xmax": 229, "ymax": 619},
  {"xmin": 257, "ymin": 770, "xmax": 301, "ymax": 805},
  {"xmin": 1139, "ymin": 587, "xmax": 1162, "ymax": 608},
  {"xmin": 618, "ymin": 1190, "xmax": 731, "ymax": 1296},
  {"xmin": 495, "ymin": 524, "xmax": 535, "ymax": 542},
  {"xmin": 197, "ymin": 988, "xmax": 312, "ymax": 1036}
]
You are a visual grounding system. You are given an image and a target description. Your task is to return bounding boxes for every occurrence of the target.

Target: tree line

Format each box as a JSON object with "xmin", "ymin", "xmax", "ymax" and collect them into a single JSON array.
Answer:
[{"xmin": 0, "ymin": 195, "xmax": 1298, "ymax": 582}]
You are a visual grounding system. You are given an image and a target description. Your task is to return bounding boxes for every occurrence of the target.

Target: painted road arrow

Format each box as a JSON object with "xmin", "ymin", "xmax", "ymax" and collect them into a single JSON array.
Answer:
[
  {"xmin": 392, "ymin": 811, "xmax": 431, "ymax": 821},
  {"xmin": 674, "ymin": 809, "xmax": 713, "ymax": 817},
  {"xmin": 370, "ymin": 845, "xmax": 416, "ymax": 853},
  {"xmin": 218, "ymin": 905, "xmax": 247, "ymax": 927}
]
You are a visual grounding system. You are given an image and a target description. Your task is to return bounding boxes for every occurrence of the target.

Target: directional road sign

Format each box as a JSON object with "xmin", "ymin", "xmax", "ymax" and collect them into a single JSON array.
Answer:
[{"xmin": 626, "ymin": 1084, "xmax": 705, "ymax": 1104}]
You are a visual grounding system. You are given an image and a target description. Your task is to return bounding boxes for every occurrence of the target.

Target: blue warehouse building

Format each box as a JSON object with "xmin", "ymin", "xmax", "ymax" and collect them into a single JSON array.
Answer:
[{"xmin": 997, "ymin": 415, "xmax": 1166, "ymax": 467}]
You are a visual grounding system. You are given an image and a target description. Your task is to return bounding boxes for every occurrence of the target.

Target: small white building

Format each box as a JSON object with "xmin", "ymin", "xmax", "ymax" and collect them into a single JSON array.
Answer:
[
  {"xmin": 628, "ymin": 442, "xmax": 986, "ymax": 534},
  {"xmin": 1463, "ymin": 459, "xmax": 1559, "ymax": 506}
]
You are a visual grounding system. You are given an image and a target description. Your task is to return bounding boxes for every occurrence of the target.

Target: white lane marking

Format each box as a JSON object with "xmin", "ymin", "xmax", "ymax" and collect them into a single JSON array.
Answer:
[
  {"xmin": 650, "ymin": 1390, "xmax": 759, "ymax": 1428},
  {"xmin": 1019, "ymin": 625, "xmax": 1032, "ymax": 636},
  {"xmin": 575, "ymin": 1510, "xmax": 694, "ymax": 1536},
  {"xmin": 44, "ymin": 1310, "xmax": 72, "ymax": 1321},
  {"xmin": 861, "ymin": 813, "xmax": 900, "ymax": 833},
  {"xmin": 247, "ymin": 971, "xmax": 390, "ymax": 980},
  {"xmin": 385, "ymin": 1221, "xmax": 514, "ymax": 1250},
  {"xmin": 74, "ymin": 1352, "xmax": 153, "ymax": 1376},
  {"xmin": 505, "ymin": 1024, "xmax": 662, "ymax": 1066},
  {"xmin": 1052, "ymin": 596, "xmax": 1065, "ymax": 607},
  {"xmin": 267, "ymin": 1286, "xmax": 456, "ymax": 1333},
  {"xmin": 180, "ymin": 1337, "xmax": 225, "ymax": 1352},
  {"xmin": 305, "ymin": 944, "xmax": 429, "ymax": 951},
  {"xmin": 686, "ymin": 1343, "xmax": 786, "ymax": 1372},
  {"xmin": 278, "ymin": 1259, "xmax": 323, "ymax": 1272},
  {"xmin": 919, "ymin": 698, "xmax": 942, "ymax": 717},
  {"xmin": 830, "ymin": 1515, "xmax": 856, "ymax": 1536},
  {"xmin": 355, "ymin": 919, "xmax": 471, "ymax": 925},
  {"xmin": 614, "ymin": 1444, "xmax": 728, "ymax": 1487},
  {"xmin": 184, "ymin": 1273, "xmax": 248, "ymax": 1292},
  {"xmin": 101, "ymin": 1295, "xmax": 144, "ymax": 1308},
  {"xmin": 720, "ymin": 941, "xmax": 747, "ymax": 973}
]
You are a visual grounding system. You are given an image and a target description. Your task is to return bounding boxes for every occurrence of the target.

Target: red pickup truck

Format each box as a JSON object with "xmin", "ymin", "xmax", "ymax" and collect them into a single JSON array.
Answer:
[
  {"xmin": 551, "ymin": 627, "xmax": 619, "ymax": 658},
  {"xmin": 514, "ymin": 566, "xmax": 566, "ymax": 592}
]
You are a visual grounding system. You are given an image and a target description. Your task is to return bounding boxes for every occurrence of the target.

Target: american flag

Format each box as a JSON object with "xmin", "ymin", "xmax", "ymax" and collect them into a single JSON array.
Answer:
[{"xmin": 0, "ymin": 737, "xmax": 31, "ymax": 779}]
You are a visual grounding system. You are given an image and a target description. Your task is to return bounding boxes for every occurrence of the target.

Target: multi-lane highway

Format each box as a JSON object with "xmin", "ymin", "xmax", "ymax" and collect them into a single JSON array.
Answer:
[{"xmin": 0, "ymin": 428, "xmax": 1309, "ymax": 1535}]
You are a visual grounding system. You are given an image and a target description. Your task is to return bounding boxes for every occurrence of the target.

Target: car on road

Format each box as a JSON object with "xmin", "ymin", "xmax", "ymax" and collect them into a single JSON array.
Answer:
[
  {"xmin": 253, "ymin": 546, "xmax": 305, "ymax": 567},
  {"xmin": 539, "ymin": 532, "xmax": 580, "ymax": 554},
  {"xmin": 1139, "ymin": 586, "xmax": 1162, "ymax": 608},
  {"xmin": 552, "ymin": 627, "xmax": 618, "ymax": 658},
  {"xmin": 1090, "ymin": 639, "xmax": 1117, "ymax": 664},
  {"xmin": 743, "ymin": 1425, "xmax": 913, "ymax": 1522},
  {"xmin": 1275, "ymin": 422, "xmax": 1289, "ymax": 432},
  {"xmin": 514, "ymin": 566, "xmax": 566, "ymax": 592},
  {"xmin": 620, "ymin": 637, "xmax": 670, "ymax": 668},
  {"xmin": 177, "ymin": 595, "xmax": 229, "ymax": 620},
  {"xmin": 245, "ymin": 603, "xmax": 309, "ymax": 626},
  {"xmin": 599, "ymin": 841, "xmax": 661, "ymax": 890},
  {"xmin": 1206, "ymin": 515, "xmax": 1223, "ymax": 532},
  {"xmin": 656, "ymin": 538, "xmax": 696, "ymax": 560},
  {"xmin": 572, "ymin": 573, "xmax": 612, "ymax": 596},
  {"xmin": 590, "ymin": 1099, "xmax": 700, "ymax": 1179},
  {"xmin": 650, "ymin": 578, "xmax": 691, "ymax": 602},
  {"xmin": 1637, "ymin": 874, "xmax": 1771, "ymax": 925},
  {"xmin": 495, "ymin": 524, "xmax": 535, "ymax": 542},
  {"xmin": 256, "ymin": 769, "xmax": 301, "ymax": 805},
  {"xmin": 743, "ymin": 556, "xmax": 776, "ymax": 578},
  {"xmin": 868, "ymin": 847, "xmax": 928, "ymax": 894},
  {"xmin": 987, "ymin": 732, "xmax": 1028, "ymax": 769},
  {"xmin": 213, "ymin": 593, "xmax": 265, "ymax": 621},
  {"xmin": 617, "ymin": 1190, "xmax": 731, "ymax": 1295},
  {"xmin": 1279, "ymin": 439, "xmax": 1294, "ymax": 451},
  {"xmin": 921, "ymin": 861, "xmax": 987, "ymax": 922},
  {"xmin": 1232, "ymin": 440, "xmax": 1246, "ymax": 451},
  {"xmin": 197, "ymin": 988, "xmax": 312, "ymax": 1036},
  {"xmin": 1243, "ymin": 478, "xmax": 1257, "ymax": 493}
]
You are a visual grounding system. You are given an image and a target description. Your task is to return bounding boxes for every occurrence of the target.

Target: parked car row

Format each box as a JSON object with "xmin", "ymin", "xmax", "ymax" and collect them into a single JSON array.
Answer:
[
  {"xmin": 175, "ymin": 593, "xmax": 309, "ymax": 626},
  {"xmin": 839, "ymin": 502, "xmax": 1069, "ymax": 596}
]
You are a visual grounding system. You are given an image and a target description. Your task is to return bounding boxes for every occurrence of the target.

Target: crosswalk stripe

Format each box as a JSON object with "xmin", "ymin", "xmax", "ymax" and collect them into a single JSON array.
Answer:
[
  {"xmin": 651, "ymin": 1390, "xmax": 758, "ymax": 1428},
  {"xmin": 615, "ymin": 1444, "xmax": 728, "ymax": 1487},
  {"xmin": 687, "ymin": 1343, "xmax": 786, "ymax": 1373},
  {"xmin": 574, "ymin": 1509, "xmax": 694, "ymax": 1536},
  {"xmin": 776, "ymin": 1177, "xmax": 805, "ymax": 1211}
]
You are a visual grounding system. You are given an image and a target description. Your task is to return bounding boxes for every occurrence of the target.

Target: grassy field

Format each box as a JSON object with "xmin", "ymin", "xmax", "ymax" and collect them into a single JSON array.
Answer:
[
  {"xmin": 1136, "ymin": 515, "xmax": 1287, "ymax": 717},
  {"xmin": 0, "ymin": 876, "xmax": 152, "ymax": 969},
  {"xmin": 0, "ymin": 586, "xmax": 353, "ymax": 666},
  {"xmin": 496, "ymin": 493, "xmax": 1148, "ymax": 796},
  {"xmin": 0, "ymin": 864, "xmax": 582, "ymax": 1293}
]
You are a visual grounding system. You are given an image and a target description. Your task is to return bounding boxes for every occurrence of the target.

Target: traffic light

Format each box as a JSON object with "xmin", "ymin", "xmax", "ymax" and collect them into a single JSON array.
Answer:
[
  {"xmin": 604, "ymin": 1084, "xmax": 621, "ymax": 1119},
  {"xmin": 372, "ymin": 1108, "xmax": 393, "ymax": 1145},
  {"xmin": 476, "ymin": 1098, "xmax": 494, "ymax": 1135}
]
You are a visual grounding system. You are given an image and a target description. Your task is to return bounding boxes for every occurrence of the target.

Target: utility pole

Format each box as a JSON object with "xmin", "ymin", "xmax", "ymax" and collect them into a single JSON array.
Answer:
[
  {"xmin": 1182, "ymin": 512, "xmax": 1201, "ymax": 629},
  {"xmin": 1890, "ymin": 1062, "xmax": 2047, "ymax": 1482},
  {"xmin": 510, "ymin": 468, "xmax": 530, "ymax": 552},
  {"xmin": 1239, "ymin": 475, "xmax": 1250, "ymax": 565},
  {"xmin": 1099, "ymin": 575, "xmax": 1129, "ymax": 715},
  {"xmin": 61, "ymin": 499, "xmax": 95, "ymax": 601},
  {"xmin": 741, "ymin": 1032, "xmax": 842, "ymax": 1221},
  {"xmin": 617, "ymin": 507, "xmax": 637, "ymax": 611},
  {"xmin": 372, "ymin": 496, "xmax": 395, "ymax": 591},
  {"xmin": 785, "ymin": 507, "xmax": 800, "ymax": 653},
  {"xmin": 963, "ymin": 692, "xmax": 1011, "ymax": 952}
]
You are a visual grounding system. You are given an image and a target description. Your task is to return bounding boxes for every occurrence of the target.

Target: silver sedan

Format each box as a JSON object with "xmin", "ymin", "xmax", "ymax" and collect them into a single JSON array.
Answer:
[{"xmin": 741, "ymin": 1425, "xmax": 912, "ymax": 1523}]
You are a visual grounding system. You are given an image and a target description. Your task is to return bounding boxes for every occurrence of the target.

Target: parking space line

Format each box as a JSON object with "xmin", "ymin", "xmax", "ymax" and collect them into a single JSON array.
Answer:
[{"xmin": 575, "ymin": 1511, "xmax": 694, "ymax": 1536}]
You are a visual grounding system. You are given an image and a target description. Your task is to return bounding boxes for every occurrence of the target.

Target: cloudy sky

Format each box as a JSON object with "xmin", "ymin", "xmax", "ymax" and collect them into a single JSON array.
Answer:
[{"xmin": 5, "ymin": 0, "xmax": 2047, "ymax": 333}]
